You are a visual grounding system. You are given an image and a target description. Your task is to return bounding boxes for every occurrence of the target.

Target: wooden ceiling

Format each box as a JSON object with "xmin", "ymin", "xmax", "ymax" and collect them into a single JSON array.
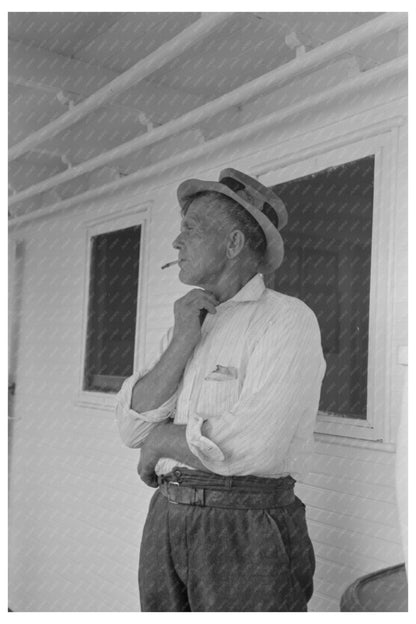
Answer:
[{"xmin": 8, "ymin": 12, "xmax": 406, "ymax": 221}]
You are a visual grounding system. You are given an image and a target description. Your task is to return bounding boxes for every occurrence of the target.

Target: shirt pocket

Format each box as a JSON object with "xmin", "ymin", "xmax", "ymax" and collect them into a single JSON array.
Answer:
[{"xmin": 196, "ymin": 376, "xmax": 240, "ymax": 417}]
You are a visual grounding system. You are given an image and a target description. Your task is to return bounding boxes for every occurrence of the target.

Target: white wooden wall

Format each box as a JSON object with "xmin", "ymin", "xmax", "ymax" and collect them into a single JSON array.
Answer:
[{"xmin": 8, "ymin": 72, "xmax": 407, "ymax": 612}]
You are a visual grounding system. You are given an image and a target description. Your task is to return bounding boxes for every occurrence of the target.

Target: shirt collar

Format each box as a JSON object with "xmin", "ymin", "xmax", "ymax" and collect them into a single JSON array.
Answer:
[{"xmin": 219, "ymin": 273, "xmax": 265, "ymax": 307}]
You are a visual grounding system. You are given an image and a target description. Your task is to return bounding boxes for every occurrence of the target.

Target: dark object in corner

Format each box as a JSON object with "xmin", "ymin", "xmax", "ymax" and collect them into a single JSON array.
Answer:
[{"xmin": 340, "ymin": 563, "xmax": 407, "ymax": 611}]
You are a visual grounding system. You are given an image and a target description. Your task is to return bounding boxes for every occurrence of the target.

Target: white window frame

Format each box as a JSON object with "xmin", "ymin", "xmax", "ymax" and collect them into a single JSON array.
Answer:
[
  {"xmin": 75, "ymin": 202, "xmax": 151, "ymax": 411},
  {"xmin": 259, "ymin": 119, "xmax": 401, "ymax": 445}
]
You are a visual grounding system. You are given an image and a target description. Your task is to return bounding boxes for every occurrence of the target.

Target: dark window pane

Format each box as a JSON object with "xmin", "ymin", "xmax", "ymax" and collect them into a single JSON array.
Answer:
[
  {"xmin": 268, "ymin": 156, "xmax": 374, "ymax": 419},
  {"xmin": 84, "ymin": 225, "xmax": 141, "ymax": 393}
]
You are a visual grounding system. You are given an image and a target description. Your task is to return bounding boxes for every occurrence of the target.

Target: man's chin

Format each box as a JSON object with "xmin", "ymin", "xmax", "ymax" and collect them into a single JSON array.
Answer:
[
  {"xmin": 179, "ymin": 274, "xmax": 195, "ymax": 285},
  {"xmin": 178, "ymin": 268, "xmax": 199, "ymax": 286}
]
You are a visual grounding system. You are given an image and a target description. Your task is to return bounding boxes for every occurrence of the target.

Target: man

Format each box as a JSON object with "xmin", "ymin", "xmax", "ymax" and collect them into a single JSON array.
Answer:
[{"xmin": 116, "ymin": 168, "xmax": 326, "ymax": 612}]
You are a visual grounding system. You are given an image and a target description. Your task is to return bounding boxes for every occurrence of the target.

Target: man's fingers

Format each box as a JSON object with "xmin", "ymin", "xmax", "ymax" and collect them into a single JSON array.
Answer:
[
  {"xmin": 193, "ymin": 296, "xmax": 218, "ymax": 315},
  {"xmin": 137, "ymin": 463, "xmax": 158, "ymax": 488},
  {"xmin": 141, "ymin": 473, "xmax": 158, "ymax": 488},
  {"xmin": 202, "ymin": 303, "xmax": 216, "ymax": 315},
  {"xmin": 187, "ymin": 289, "xmax": 219, "ymax": 307}
]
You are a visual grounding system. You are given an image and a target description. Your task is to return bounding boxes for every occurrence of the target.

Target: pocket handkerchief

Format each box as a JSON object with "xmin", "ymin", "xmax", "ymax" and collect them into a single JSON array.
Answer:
[{"xmin": 205, "ymin": 365, "xmax": 238, "ymax": 381}]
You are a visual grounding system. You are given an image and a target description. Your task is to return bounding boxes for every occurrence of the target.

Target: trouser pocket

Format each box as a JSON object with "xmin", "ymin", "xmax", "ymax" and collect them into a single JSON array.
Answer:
[{"xmin": 265, "ymin": 499, "xmax": 315, "ymax": 604}]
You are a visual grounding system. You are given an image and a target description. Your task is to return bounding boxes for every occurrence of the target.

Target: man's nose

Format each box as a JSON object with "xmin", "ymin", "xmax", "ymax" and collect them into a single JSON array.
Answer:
[{"xmin": 172, "ymin": 233, "xmax": 183, "ymax": 249}]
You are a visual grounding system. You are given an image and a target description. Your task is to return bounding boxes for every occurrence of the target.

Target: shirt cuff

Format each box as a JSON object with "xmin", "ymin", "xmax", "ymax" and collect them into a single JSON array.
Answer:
[
  {"xmin": 116, "ymin": 370, "xmax": 176, "ymax": 423},
  {"xmin": 186, "ymin": 414, "xmax": 225, "ymax": 462}
]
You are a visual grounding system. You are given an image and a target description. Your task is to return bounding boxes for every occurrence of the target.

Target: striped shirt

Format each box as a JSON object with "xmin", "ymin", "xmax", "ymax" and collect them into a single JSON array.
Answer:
[{"xmin": 116, "ymin": 274, "xmax": 326, "ymax": 479}]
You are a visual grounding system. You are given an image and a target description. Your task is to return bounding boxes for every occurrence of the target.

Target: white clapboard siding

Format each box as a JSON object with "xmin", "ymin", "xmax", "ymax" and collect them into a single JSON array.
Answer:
[
  {"xmin": 306, "ymin": 506, "xmax": 400, "ymax": 544},
  {"xmin": 306, "ymin": 471, "xmax": 395, "ymax": 502},
  {"xmin": 312, "ymin": 530, "xmax": 400, "ymax": 571},
  {"xmin": 312, "ymin": 449, "xmax": 397, "ymax": 481},
  {"xmin": 299, "ymin": 485, "xmax": 400, "ymax": 528},
  {"xmin": 309, "ymin": 591, "xmax": 340, "ymax": 612}
]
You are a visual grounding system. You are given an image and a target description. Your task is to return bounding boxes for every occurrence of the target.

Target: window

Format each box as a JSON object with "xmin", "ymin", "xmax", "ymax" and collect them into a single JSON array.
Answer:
[
  {"xmin": 268, "ymin": 156, "xmax": 374, "ymax": 420},
  {"xmin": 83, "ymin": 224, "xmax": 141, "ymax": 394},
  {"xmin": 259, "ymin": 123, "xmax": 401, "ymax": 444}
]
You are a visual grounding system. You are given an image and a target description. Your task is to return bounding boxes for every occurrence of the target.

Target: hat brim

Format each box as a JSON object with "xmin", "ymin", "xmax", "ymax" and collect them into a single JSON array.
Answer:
[{"xmin": 177, "ymin": 178, "xmax": 284, "ymax": 273}]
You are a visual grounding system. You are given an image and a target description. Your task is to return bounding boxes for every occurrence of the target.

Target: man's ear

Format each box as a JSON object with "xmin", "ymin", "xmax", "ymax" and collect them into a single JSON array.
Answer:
[{"xmin": 226, "ymin": 229, "xmax": 245, "ymax": 259}]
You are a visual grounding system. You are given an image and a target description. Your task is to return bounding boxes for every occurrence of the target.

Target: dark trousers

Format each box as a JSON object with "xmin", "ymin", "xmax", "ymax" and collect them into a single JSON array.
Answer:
[{"xmin": 138, "ymin": 468, "xmax": 315, "ymax": 612}]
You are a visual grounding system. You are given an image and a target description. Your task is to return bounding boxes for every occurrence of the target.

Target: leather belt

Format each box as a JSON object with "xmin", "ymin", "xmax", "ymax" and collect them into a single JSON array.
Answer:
[{"xmin": 158, "ymin": 468, "xmax": 296, "ymax": 509}]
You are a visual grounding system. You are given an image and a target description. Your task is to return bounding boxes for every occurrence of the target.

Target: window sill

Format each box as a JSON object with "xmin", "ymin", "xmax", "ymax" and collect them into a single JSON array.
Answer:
[
  {"xmin": 315, "ymin": 410, "xmax": 384, "ymax": 440},
  {"xmin": 314, "ymin": 411, "xmax": 395, "ymax": 451},
  {"xmin": 314, "ymin": 431, "xmax": 395, "ymax": 453},
  {"xmin": 74, "ymin": 391, "xmax": 117, "ymax": 412}
]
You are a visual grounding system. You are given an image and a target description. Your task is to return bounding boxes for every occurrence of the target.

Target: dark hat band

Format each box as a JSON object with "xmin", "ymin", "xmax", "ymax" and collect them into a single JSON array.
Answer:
[{"xmin": 221, "ymin": 177, "xmax": 280, "ymax": 230}]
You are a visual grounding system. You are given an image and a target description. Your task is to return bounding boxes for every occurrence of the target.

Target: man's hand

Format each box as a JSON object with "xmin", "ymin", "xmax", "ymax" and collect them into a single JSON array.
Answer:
[
  {"xmin": 137, "ymin": 422, "xmax": 169, "ymax": 488},
  {"xmin": 137, "ymin": 441, "xmax": 160, "ymax": 488},
  {"xmin": 130, "ymin": 290, "xmax": 218, "ymax": 416},
  {"xmin": 137, "ymin": 422, "xmax": 212, "ymax": 487},
  {"xmin": 137, "ymin": 423, "xmax": 167, "ymax": 487},
  {"xmin": 173, "ymin": 289, "xmax": 218, "ymax": 347}
]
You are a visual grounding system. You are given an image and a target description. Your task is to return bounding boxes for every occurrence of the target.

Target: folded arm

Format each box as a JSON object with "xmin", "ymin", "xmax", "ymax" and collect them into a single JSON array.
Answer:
[
  {"xmin": 115, "ymin": 288, "xmax": 219, "ymax": 448},
  {"xmin": 137, "ymin": 422, "xmax": 212, "ymax": 487},
  {"xmin": 186, "ymin": 304, "xmax": 326, "ymax": 475},
  {"xmin": 115, "ymin": 331, "xmax": 195, "ymax": 448}
]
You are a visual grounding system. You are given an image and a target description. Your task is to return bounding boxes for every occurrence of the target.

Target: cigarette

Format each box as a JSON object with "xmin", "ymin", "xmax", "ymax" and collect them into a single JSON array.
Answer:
[{"xmin": 161, "ymin": 260, "xmax": 179, "ymax": 270}]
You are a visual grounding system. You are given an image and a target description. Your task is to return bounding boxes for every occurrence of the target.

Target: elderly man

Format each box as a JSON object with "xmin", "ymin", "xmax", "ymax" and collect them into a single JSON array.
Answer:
[{"xmin": 116, "ymin": 168, "xmax": 326, "ymax": 612}]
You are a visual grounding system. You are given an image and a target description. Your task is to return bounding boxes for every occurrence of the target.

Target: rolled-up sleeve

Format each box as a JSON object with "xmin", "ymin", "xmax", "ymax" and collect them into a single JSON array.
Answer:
[
  {"xmin": 115, "ymin": 329, "xmax": 177, "ymax": 448},
  {"xmin": 186, "ymin": 303, "xmax": 326, "ymax": 475}
]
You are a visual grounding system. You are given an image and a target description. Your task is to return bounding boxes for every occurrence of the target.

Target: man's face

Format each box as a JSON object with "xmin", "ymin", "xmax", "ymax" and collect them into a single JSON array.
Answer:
[{"xmin": 172, "ymin": 196, "xmax": 230, "ymax": 287}]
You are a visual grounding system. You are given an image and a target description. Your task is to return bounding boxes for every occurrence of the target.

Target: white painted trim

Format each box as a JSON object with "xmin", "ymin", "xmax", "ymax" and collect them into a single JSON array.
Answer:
[
  {"xmin": 74, "ymin": 202, "xmax": 151, "ymax": 411},
  {"xmin": 258, "ymin": 121, "xmax": 403, "ymax": 444},
  {"xmin": 8, "ymin": 12, "xmax": 407, "ymax": 207},
  {"xmin": 314, "ymin": 432, "xmax": 396, "ymax": 454},
  {"xmin": 8, "ymin": 238, "xmax": 20, "ymax": 378},
  {"xmin": 8, "ymin": 55, "xmax": 408, "ymax": 226},
  {"xmin": 398, "ymin": 346, "xmax": 408, "ymax": 366},
  {"xmin": 255, "ymin": 117, "xmax": 405, "ymax": 179},
  {"xmin": 8, "ymin": 238, "xmax": 25, "ymax": 422},
  {"xmin": 8, "ymin": 13, "xmax": 232, "ymax": 161}
]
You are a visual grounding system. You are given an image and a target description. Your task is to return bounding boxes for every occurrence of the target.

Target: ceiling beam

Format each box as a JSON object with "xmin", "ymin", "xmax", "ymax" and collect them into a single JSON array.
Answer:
[
  {"xmin": 8, "ymin": 12, "xmax": 233, "ymax": 161},
  {"xmin": 8, "ymin": 12, "xmax": 407, "ymax": 209},
  {"xmin": 9, "ymin": 55, "xmax": 407, "ymax": 226},
  {"xmin": 8, "ymin": 40, "xmax": 207, "ymax": 126},
  {"xmin": 8, "ymin": 73, "xmax": 150, "ymax": 123},
  {"xmin": 9, "ymin": 157, "xmax": 64, "ymax": 193}
]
